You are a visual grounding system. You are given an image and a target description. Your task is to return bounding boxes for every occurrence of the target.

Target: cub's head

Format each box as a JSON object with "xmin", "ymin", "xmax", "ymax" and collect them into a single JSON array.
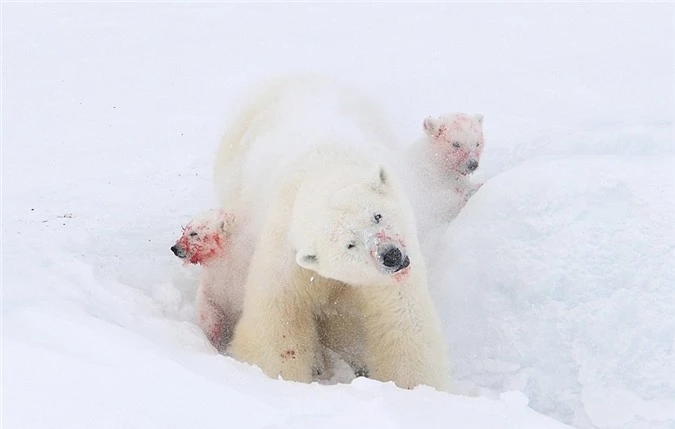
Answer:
[
  {"xmin": 294, "ymin": 165, "xmax": 416, "ymax": 287},
  {"xmin": 423, "ymin": 113, "xmax": 484, "ymax": 176},
  {"xmin": 171, "ymin": 208, "xmax": 235, "ymax": 265}
]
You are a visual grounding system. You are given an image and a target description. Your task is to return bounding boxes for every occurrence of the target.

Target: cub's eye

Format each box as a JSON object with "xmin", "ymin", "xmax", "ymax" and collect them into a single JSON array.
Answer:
[
  {"xmin": 373, "ymin": 213, "xmax": 382, "ymax": 223},
  {"xmin": 347, "ymin": 242, "xmax": 356, "ymax": 249},
  {"xmin": 475, "ymin": 142, "xmax": 480, "ymax": 147},
  {"xmin": 452, "ymin": 142, "xmax": 461, "ymax": 148},
  {"xmin": 189, "ymin": 232, "xmax": 198, "ymax": 237}
]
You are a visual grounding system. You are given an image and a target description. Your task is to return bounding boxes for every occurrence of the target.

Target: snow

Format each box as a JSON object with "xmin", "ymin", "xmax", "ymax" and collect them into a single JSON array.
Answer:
[
  {"xmin": 2, "ymin": 3, "xmax": 673, "ymax": 429},
  {"xmin": 435, "ymin": 156, "xmax": 675, "ymax": 429}
]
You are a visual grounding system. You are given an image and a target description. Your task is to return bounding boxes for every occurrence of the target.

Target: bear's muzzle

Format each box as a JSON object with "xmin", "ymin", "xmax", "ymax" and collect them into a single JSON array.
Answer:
[{"xmin": 378, "ymin": 244, "xmax": 410, "ymax": 274}]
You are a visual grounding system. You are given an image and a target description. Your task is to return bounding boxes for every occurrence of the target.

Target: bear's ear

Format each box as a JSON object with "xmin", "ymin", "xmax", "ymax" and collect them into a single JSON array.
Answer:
[
  {"xmin": 371, "ymin": 164, "xmax": 390, "ymax": 192},
  {"xmin": 423, "ymin": 116, "xmax": 440, "ymax": 138},
  {"xmin": 215, "ymin": 208, "xmax": 232, "ymax": 232},
  {"xmin": 296, "ymin": 250, "xmax": 319, "ymax": 270},
  {"xmin": 474, "ymin": 114, "xmax": 484, "ymax": 124}
]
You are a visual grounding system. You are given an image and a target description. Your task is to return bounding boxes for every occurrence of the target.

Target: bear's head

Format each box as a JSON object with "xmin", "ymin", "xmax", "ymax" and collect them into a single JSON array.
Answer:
[
  {"xmin": 423, "ymin": 113, "xmax": 484, "ymax": 176},
  {"xmin": 171, "ymin": 208, "xmax": 235, "ymax": 266},
  {"xmin": 294, "ymin": 164, "xmax": 417, "ymax": 286}
]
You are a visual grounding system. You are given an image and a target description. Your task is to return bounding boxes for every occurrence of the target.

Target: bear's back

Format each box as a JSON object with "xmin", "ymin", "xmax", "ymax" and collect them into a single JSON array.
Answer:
[{"xmin": 222, "ymin": 75, "xmax": 397, "ymax": 214}]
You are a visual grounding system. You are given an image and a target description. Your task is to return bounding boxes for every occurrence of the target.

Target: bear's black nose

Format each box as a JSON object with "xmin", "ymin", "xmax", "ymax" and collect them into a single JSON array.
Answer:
[
  {"xmin": 381, "ymin": 246, "xmax": 403, "ymax": 268},
  {"xmin": 398, "ymin": 255, "xmax": 410, "ymax": 271},
  {"xmin": 467, "ymin": 160, "xmax": 479, "ymax": 171},
  {"xmin": 170, "ymin": 245, "xmax": 179, "ymax": 256}
]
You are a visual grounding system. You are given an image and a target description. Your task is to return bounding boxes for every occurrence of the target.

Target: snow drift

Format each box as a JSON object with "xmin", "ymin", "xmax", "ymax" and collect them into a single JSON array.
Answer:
[{"xmin": 435, "ymin": 156, "xmax": 675, "ymax": 429}]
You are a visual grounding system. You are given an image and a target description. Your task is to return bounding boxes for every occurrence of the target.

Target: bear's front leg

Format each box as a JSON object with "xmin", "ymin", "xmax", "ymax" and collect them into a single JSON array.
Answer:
[
  {"xmin": 230, "ymin": 299, "xmax": 319, "ymax": 383},
  {"xmin": 357, "ymin": 283, "xmax": 448, "ymax": 391},
  {"xmin": 229, "ymin": 268, "xmax": 320, "ymax": 383}
]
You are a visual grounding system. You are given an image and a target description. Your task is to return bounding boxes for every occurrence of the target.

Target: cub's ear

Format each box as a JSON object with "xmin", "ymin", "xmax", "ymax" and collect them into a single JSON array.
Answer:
[
  {"xmin": 423, "ymin": 116, "xmax": 440, "ymax": 138},
  {"xmin": 474, "ymin": 114, "xmax": 484, "ymax": 124},
  {"xmin": 371, "ymin": 164, "xmax": 390, "ymax": 191},
  {"xmin": 296, "ymin": 249, "xmax": 319, "ymax": 270},
  {"xmin": 215, "ymin": 208, "xmax": 234, "ymax": 232}
]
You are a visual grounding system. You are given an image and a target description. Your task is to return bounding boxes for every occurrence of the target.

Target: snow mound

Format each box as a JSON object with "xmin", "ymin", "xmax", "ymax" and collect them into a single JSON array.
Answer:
[{"xmin": 435, "ymin": 155, "xmax": 675, "ymax": 429}]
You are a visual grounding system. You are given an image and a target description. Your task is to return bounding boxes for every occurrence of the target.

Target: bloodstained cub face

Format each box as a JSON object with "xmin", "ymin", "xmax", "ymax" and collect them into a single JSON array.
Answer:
[
  {"xmin": 423, "ymin": 113, "xmax": 484, "ymax": 176},
  {"xmin": 170, "ymin": 209, "xmax": 235, "ymax": 265}
]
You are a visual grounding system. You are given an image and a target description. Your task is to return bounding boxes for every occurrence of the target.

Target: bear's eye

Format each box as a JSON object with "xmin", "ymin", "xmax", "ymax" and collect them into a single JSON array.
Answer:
[
  {"xmin": 347, "ymin": 242, "xmax": 356, "ymax": 249},
  {"xmin": 189, "ymin": 232, "xmax": 198, "ymax": 237},
  {"xmin": 373, "ymin": 213, "xmax": 382, "ymax": 224},
  {"xmin": 475, "ymin": 142, "xmax": 480, "ymax": 147},
  {"xmin": 452, "ymin": 142, "xmax": 461, "ymax": 148}
]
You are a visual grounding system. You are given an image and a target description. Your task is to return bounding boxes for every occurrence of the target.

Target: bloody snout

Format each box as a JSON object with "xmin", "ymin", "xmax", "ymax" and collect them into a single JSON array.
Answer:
[{"xmin": 171, "ymin": 244, "xmax": 187, "ymax": 258}]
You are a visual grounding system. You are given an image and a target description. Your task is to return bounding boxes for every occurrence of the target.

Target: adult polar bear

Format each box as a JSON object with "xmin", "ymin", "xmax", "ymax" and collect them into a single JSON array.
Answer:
[{"xmin": 214, "ymin": 75, "xmax": 448, "ymax": 390}]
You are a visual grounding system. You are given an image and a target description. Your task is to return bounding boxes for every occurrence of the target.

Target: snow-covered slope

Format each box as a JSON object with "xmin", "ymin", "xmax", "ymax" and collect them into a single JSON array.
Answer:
[
  {"xmin": 435, "ymin": 156, "xmax": 675, "ymax": 429},
  {"xmin": 2, "ymin": 3, "xmax": 673, "ymax": 429}
]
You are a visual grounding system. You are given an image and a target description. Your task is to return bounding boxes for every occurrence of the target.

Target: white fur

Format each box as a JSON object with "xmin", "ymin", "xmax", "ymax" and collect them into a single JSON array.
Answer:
[
  {"xmin": 213, "ymin": 74, "xmax": 396, "ymax": 235},
  {"xmin": 405, "ymin": 113, "xmax": 485, "ymax": 265},
  {"xmin": 172, "ymin": 209, "xmax": 251, "ymax": 351},
  {"xmin": 216, "ymin": 75, "xmax": 448, "ymax": 390}
]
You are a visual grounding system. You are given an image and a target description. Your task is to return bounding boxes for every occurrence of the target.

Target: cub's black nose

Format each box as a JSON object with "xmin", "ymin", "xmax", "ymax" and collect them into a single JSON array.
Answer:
[
  {"xmin": 381, "ymin": 246, "xmax": 403, "ymax": 268},
  {"xmin": 467, "ymin": 160, "xmax": 479, "ymax": 171},
  {"xmin": 172, "ymin": 244, "xmax": 188, "ymax": 258}
]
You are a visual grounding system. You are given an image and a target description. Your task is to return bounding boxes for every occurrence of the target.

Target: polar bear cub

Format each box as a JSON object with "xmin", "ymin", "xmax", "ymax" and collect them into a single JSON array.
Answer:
[
  {"xmin": 408, "ymin": 112, "xmax": 485, "ymax": 223},
  {"xmin": 405, "ymin": 112, "xmax": 485, "ymax": 270},
  {"xmin": 215, "ymin": 75, "xmax": 448, "ymax": 390},
  {"xmin": 171, "ymin": 208, "xmax": 250, "ymax": 351}
]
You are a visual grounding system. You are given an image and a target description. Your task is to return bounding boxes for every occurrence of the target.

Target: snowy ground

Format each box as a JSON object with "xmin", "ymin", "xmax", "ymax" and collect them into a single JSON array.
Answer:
[{"xmin": 2, "ymin": 3, "xmax": 674, "ymax": 429}]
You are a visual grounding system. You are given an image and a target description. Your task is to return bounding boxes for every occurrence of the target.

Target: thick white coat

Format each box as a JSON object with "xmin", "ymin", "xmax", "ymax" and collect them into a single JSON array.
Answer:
[{"xmin": 214, "ymin": 75, "xmax": 448, "ymax": 390}]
